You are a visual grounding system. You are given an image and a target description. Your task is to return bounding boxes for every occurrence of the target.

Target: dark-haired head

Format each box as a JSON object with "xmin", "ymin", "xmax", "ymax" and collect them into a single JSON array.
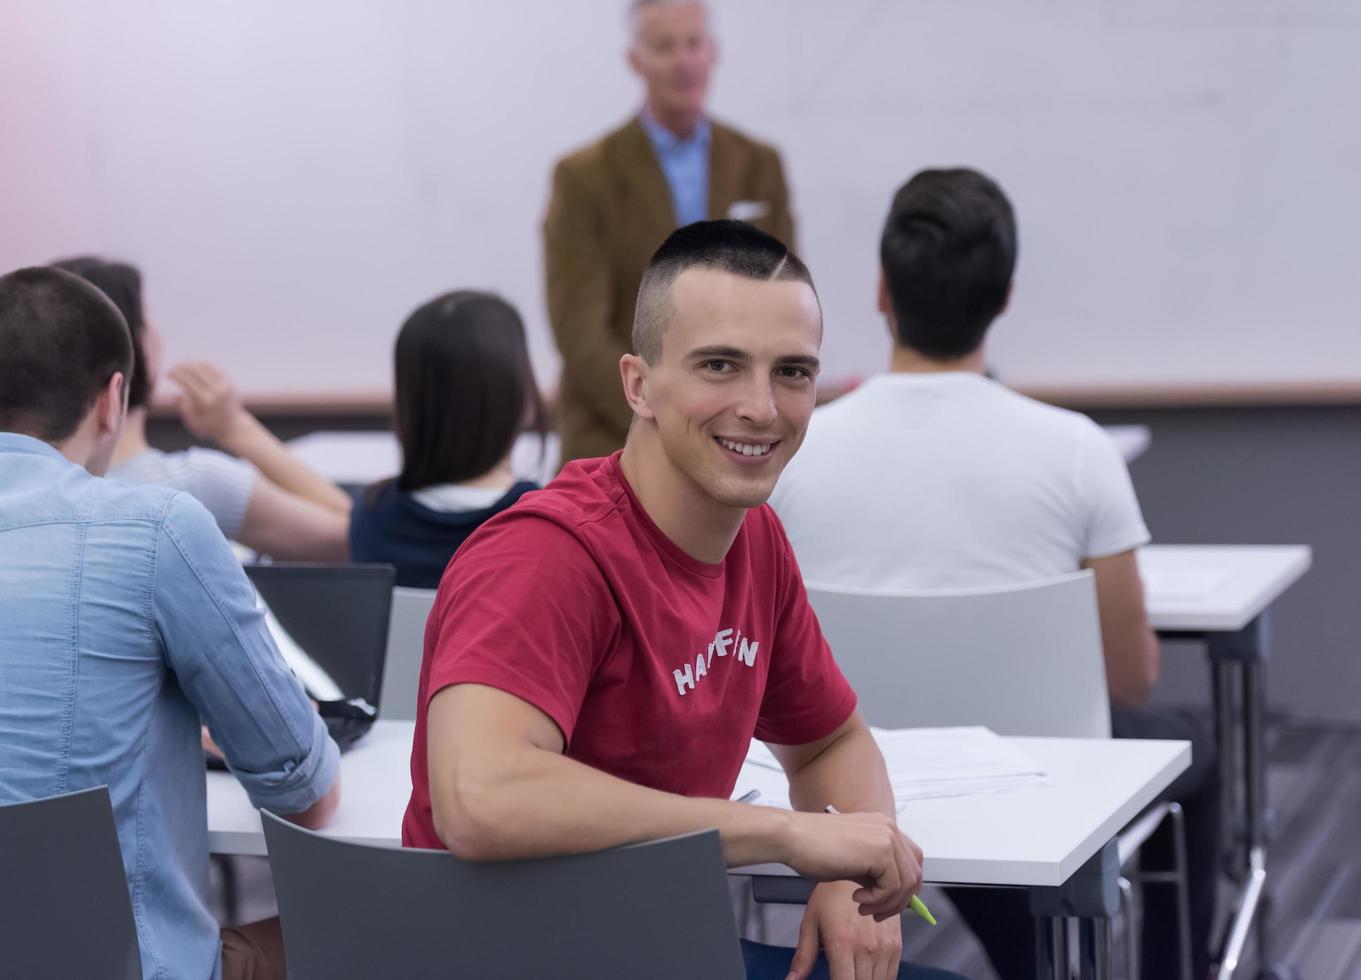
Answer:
[
  {"xmin": 0, "ymin": 266, "xmax": 132, "ymax": 463},
  {"xmin": 392, "ymin": 291, "xmax": 545, "ymax": 491},
  {"xmin": 50, "ymin": 256, "xmax": 152, "ymax": 409},
  {"xmin": 633, "ymin": 219, "xmax": 819, "ymax": 364},
  {"xmin": 879, "ymin": 168, "xmax": 1017, "ymax": 360}
]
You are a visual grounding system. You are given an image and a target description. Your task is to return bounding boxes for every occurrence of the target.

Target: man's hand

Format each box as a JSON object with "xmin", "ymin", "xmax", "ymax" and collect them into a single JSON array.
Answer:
[
  {"xmin": 780, "ymin": 810, "xmax": 923, "ymax": 921},
  {"xmin": 789, "ymin": 881, "xmax": 904, "ymax": 980},
  {"xmin": 169, "ymin": 362, "xmax": 251, "ymax": 447}
]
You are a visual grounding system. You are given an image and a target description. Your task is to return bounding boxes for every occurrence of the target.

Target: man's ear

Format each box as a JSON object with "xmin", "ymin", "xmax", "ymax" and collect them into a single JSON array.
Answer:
[
  {"xmin": 876, "ymin": 268, "xmax": 892, "ymax": 316},
  {"xmin": 619, "ymin": 354, "xmax": 655, "ymax": 421},
  {"xmin": 96, "ymin": 371, "xmax": 127, "ymax": 435}
]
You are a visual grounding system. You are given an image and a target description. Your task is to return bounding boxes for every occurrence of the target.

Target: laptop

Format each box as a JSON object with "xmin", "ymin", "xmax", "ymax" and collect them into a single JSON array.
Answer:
[{"xmin": 239, "ymin": 563, "xmax": 395, "ymax": 755}]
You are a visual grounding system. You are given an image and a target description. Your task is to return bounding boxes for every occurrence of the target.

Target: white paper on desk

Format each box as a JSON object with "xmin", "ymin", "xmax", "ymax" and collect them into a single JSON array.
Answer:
[
  {"xmin": 872, "ymin": 726, "xmax": 1049, "ymax": 801},
  {"xmin": 1140, "ymin": 568, "xmax": 1232, "ymax": 603},
  {"xmin": 743, "ymin": 726, "xmax": 1048, "ymax": 811}
]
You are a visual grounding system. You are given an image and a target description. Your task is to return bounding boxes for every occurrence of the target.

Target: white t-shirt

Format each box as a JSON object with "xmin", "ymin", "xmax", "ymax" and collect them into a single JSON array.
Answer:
[
  {"xmin": 771, "ymin": 372, "xmax": 1150, "ymax": 590},
  {"xmin": 110, "ymin": 447, "xmax": 256, "ymax": 541}
]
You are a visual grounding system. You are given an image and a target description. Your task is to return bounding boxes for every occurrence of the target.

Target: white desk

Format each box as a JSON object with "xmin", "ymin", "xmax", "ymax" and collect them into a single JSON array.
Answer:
[
  {"xmin": 207, "ymin": 721, "xmax": 413, "ymax": 857},
  {"xmin": 1103, "ymin": 424, "xmax": 1150, "ymax": 463},
  {"xmin": 209, "ymin": 725, "xmax": 1186, "ymax": 880},
  {"xmin": 1139, "ymin": 543, "xmax": 1311, "ymax": 978},
  {"xmin": 287, "ymin": 430, "xmax": 560, "ymax": 488},
  {"xmin": 1141, "ymin": 544, "xmax": 1312, "ymax": 633},
  {"xmin": 736, "ymin": 736, "xmax": 1187, "ymax": 890}
]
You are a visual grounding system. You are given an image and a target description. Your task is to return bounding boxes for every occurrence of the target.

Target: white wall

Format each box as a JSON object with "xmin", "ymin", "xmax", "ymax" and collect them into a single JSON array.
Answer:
[{"xmin": 2, "ymin": 0, "xmax": 1358, "ymax": 399}]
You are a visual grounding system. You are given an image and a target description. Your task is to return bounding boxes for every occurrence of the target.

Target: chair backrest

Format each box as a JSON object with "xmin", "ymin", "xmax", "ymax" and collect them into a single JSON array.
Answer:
[
  {"xmin": 262, "ymin": 812, "xmax": 746, "ymax": 979},
  {"xmin": 0, "ymin": 786, "xmax": 141, "ymax": 979},
  {"xmin": 807, "ymin": 570, "xmax": 1111, "ymax": 738},
  {"xmin": 380, "ymin": 586, "xmax": 437, "ymax": 720}
]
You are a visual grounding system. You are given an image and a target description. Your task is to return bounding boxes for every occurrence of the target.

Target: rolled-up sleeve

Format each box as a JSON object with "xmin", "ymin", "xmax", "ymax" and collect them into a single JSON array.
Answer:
[{"xmin": 152, "ymin": 492, "xmax": 339, "ymax": 814}]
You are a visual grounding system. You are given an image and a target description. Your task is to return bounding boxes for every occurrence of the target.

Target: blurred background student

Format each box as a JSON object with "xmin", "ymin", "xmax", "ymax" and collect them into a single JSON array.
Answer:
[
  {"xmin": 54, "ymin": 256, "xmax": 352, "ymax": 561},
  {"xmin": 348, "ymin": 290, "xmax": 545, "ymax": 589}
]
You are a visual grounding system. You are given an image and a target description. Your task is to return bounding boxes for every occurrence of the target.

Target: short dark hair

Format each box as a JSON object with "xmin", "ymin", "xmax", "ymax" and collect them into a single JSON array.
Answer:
[
  {"xmin": 50, "ymin": 257, "xmax": 151, "ymax": 409},
  {"xmin": 632, "ymin": 219, "xmax": 818, "ymax": 363},
  {"xmin": 0, "ymin": 266, "xmax": 133, "ymax": 442},
  {"xmin": 391, "ymin": 290, "xmax": 546, "ymax": 491},
  {"xmin": 880, "ymin": 168, "xmax": 1017, "ymax": 359}
]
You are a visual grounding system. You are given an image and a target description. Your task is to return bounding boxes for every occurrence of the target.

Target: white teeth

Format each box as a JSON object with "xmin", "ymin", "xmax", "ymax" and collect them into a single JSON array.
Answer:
[{"xmin": 719, "ymin": 438, "xmax": 771, "ymax": 457}]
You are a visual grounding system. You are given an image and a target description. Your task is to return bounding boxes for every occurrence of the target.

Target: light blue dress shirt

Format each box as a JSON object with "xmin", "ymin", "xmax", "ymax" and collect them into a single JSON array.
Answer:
[
  {"xmin": 640, "ymin": 109, "xmax": 712, "ymax": 227},
  {"xmin": 0, "ymin": 433, "xmax": 339, "ymax": 980}
]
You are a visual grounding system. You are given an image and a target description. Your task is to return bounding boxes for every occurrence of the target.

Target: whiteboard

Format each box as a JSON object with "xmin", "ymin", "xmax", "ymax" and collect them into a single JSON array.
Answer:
[{"xmin": 2, "ymin": 0, "xmax": 1358, "ymax": 401}]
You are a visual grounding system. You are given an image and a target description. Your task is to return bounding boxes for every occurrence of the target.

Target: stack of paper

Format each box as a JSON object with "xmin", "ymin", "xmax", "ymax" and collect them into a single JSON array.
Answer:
[{"xmin": 736, "ymin": 726, "xmax": 1048, "ymax": 812}]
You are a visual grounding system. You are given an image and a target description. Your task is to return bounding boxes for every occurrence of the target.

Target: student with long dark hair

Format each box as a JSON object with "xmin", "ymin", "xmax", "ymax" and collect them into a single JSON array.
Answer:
[{"xmin": 349, "ymin": 290, "xmax": 545, "ymax": 588}]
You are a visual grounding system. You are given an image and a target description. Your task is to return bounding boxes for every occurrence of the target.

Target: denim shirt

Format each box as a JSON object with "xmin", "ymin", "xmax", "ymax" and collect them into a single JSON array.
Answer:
[
  {"xmin": 640, "ymin": 108, "xmax": 712, "ymax": 227},
  {"xmin": 0, "ymin": 433, "xmax": 339, "ymax": 980}
]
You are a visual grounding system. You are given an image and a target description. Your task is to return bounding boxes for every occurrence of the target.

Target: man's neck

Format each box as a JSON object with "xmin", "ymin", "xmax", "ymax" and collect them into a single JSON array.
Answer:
[
  {"xmin": 643, "ymin": 99, "xmax": 703, "ymax": 140},
  {"xmin": 887, "ymin": 345, "xmax": 987, "ymax": 376},
  {"xmin": 618, "ymin": 437, "xmax": 744, "ymax": 565},
  {"xmin": 111, "ymin": 407, "xmax": 151, "ymax": 467}
]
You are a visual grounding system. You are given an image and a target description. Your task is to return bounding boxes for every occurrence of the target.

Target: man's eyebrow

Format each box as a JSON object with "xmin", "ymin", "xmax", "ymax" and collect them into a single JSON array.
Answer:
[
  {"xmin": 686, "ymin": 345, "xmax": 750, "ymax": 361},
  {"xmin": 777, "ymin": 354, "xmax": 821, "ymax": 371}
]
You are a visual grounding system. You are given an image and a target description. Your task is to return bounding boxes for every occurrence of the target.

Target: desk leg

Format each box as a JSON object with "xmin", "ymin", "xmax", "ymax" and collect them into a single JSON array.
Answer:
[
  {"xmin": 1205, "ymin": 613, "xmax": 1274, "ymax": 978},
  {"xmin": 1078, "ymin": 916, "xmax": 1113, "ymax": 980},
  {"xmin": 1031, "ymin": 840, "xmax": 1118, "ymax": 980},
  {"xmin": 1034, "ymin": 915, "xmax": 1066, "ymax": 980},
  {"xmin": 1211, "ymin": 659, "xmax": 1243, "ymax": 872}
]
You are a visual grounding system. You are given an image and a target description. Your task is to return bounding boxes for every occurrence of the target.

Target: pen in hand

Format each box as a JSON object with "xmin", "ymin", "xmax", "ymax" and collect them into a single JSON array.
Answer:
[{"xmin": 825, "ymin": 804, "xmax": 937, "ymax": 926}]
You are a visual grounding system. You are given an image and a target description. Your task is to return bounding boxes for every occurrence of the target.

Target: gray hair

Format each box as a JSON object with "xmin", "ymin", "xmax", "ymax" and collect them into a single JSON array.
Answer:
[{"xmin": 627, "ymin": 0, "xmax": 709, "ymax": 42}]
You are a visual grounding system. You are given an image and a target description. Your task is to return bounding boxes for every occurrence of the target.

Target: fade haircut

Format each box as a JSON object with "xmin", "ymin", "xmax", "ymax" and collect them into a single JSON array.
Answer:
[
  {"xmin": 632, "ymin": 219, "xmax": 818, "ymax": 364},
  {"xmin": 0, "ymin": 266, "xmax": 133, "ymax": 442},
  {"xmin": 50, "ymin": 257, "xmax": 151, "ymax": 409},
  {"xmin": 880, "ymin": 168, "xmax": 1017, "ymax": 360}
]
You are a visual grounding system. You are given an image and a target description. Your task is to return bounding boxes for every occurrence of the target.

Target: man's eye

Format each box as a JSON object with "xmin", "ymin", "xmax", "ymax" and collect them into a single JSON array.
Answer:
[
  {"xmin": 704, "ymin": 360, "xmax": 731, "ymax": 373},
  {"xmin": 778, "ymin": 366, "xmax": 811, "ymax": 380}
]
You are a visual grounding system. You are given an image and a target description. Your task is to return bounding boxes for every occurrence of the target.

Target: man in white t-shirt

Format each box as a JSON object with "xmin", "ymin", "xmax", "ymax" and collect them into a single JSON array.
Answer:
[{"xmin": 771, "ymin": 168, "xmax": 1218, "ymax": 980}]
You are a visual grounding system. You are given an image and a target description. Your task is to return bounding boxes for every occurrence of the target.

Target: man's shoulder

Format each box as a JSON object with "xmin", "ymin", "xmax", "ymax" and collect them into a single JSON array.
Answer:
[
  {"xmin": 710, "ymin": 117, "xmax": 781, "ymax": 158},
  {"xmin": 553, "ymin": 118, "xmax": 644, "ymax": 180}
]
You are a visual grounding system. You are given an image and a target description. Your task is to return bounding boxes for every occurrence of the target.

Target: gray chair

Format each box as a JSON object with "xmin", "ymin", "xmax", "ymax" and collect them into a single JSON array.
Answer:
[
  {"xmin": 380, "ymin": 585, "xmax": 437, "ymax": 721},
  {"xmin": 0, "ymin": 785, "xmax": 140, "ymax": 980},
  {"xmin": 262, "ymin": 811, "xmax": 746, "ymax": 979},
  {"xmin": 807, "ymin": 571, "xmax": 1193, "ymax": 980}
]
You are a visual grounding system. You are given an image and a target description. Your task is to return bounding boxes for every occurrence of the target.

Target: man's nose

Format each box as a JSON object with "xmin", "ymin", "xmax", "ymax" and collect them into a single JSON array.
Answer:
[{"xmin": 734, "ymin": 377, "xmax": 777, "ymax": 426}]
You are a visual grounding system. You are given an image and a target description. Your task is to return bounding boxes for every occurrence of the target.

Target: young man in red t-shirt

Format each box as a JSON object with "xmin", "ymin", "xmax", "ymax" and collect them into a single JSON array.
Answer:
[{"xmin": 403, "ymin": 221, "xmax": 958, "ymax": 980}]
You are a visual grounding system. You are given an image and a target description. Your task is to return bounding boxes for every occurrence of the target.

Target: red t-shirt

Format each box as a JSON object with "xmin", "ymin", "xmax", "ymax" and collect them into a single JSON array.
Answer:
[{"xmin": 401, "ymin": 452, "xmax": 858, "ymax": 849}]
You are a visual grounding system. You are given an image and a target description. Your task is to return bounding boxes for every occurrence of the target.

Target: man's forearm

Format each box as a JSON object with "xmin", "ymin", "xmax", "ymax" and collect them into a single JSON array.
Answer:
[
  {"xmin": 785, "ymin": 723, "xmax": 897, "ymax": 820},
  {"xmin": 435, "ymin": 741, "xmax": 793, "ymax": 867}
]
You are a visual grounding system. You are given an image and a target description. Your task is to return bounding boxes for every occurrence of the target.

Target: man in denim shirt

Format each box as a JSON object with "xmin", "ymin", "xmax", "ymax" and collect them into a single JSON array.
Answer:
[{"xmin": 0, "ymin": 267, "xmax": 341, "ymax": 980}]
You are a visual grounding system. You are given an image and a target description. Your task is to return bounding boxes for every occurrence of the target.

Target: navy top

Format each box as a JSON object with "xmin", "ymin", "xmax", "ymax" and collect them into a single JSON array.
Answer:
[{"xmin": 349, "ymin": 480, "xmax": 538, "ymax": 589}]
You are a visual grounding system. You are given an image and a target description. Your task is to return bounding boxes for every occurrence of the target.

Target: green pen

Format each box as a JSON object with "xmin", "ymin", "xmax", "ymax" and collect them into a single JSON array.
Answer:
[{"xmin": 824, "ymin": 804, "xmax": 936, "ymax": 926}]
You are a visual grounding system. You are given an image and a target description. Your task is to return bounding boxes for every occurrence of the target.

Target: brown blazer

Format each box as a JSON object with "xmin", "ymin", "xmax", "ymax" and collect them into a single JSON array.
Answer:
[{"xmin": 543, "ymin": 116, "xmax": 795, "ymax": 464}]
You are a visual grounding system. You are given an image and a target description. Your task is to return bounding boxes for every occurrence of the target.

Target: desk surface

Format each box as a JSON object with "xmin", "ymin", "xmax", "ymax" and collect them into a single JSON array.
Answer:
[
  {"xmin": 208, "ymin": 723, "xmax": 1188, "ymax": 890},
  {"xmin": 1140, "ymin": 544, "xmax": 1312, "ymax": 633},
  {"xmin": 207, "ymin": 720, "xmax": 413, "ymax": 857}
]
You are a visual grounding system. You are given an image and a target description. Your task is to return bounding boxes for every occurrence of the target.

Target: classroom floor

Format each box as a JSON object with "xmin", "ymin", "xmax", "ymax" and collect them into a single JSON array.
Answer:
[{"xmin": 214, "ymin": 714, "xmax": 1361, "ymax": 979}]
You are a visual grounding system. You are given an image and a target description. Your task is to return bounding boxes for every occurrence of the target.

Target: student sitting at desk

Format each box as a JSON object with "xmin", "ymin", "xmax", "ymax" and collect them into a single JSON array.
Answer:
[
  {"xmin": 348, "ymin": 291, "xmax": 544, "ymax": 588},
  {"xmin": 0, "ymin": 267, "xmax": 341, "ymax": 980},
  {"xmin": 403, "ymin": 223, "xmax": 962, "ymax": 980},
  {"xmin": 52, "ymin": 256, "xmax": 352, "ymax": 561},
  {"xmin": 771, "ymin": 169, "xmax": 1220, "ymax": 980}
]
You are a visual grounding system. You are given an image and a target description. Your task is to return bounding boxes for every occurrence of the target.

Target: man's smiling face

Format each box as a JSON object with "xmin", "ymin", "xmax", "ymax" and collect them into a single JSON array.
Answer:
[{"xmin": 636, "ymin": 266, "xmax": 822, "ymax": 511}]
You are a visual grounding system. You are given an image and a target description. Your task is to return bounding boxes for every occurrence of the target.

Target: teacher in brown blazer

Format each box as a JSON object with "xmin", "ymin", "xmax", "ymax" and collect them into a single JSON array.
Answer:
[{"xmin": 543, "ymin": 0, "xmax": 795, "ymax": 464}]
